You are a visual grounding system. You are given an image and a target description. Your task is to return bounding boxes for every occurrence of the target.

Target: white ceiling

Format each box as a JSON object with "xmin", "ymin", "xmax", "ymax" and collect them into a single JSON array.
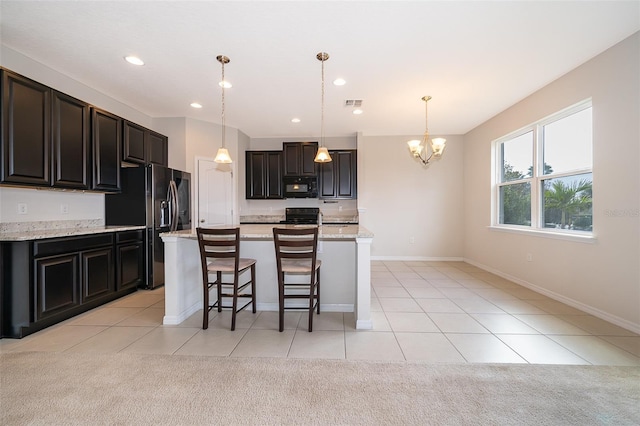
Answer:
[{"xmin": 1, "ymin": 1, "xmax": 638, "ymax": 138}]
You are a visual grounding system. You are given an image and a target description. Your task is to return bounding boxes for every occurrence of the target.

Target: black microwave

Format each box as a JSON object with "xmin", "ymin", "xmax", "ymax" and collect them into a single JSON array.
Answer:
[{"xmin": 283, "ymin": 176, "xmax": 318, "ymax": 198}]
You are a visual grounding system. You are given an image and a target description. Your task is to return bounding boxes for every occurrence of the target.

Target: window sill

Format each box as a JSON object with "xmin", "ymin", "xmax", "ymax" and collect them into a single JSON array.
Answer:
[{"xmin": 488, "ymin": 225, "xmax": 596, "ymax": 243}]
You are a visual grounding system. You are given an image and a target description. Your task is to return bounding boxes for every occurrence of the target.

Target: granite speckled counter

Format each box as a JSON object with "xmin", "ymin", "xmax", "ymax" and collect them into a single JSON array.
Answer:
[
  {"xmin": 160, "ymin": 224, "xmax": 374, "ymax": 330},
  {"xmin": 162, "ymin": 224, "xmax": 372, "ymax": 240},
  {"xmin": 0, "ymin": 221, "xmax": 146, "ymax": 241},
  {"xmin": 239, "ymin": 214, "xmax": 359, "ymax": 224}
]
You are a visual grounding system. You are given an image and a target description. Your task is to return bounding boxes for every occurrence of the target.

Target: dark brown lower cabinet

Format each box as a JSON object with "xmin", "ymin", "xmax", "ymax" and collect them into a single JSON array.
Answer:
[
  {"xmin": 1, "ymin": 231, "xmax": 141, "ymax": 339},
  {"xmin": 36, "ymin": 253, "xmax": 80, "ymax": 320},
  {"xmin": 82, "ymin": 248, "xmax": 114, "ymax": 303},
  {"xmin": 116, "ymin": 230, "xmax": 144, "ymax": 290}
]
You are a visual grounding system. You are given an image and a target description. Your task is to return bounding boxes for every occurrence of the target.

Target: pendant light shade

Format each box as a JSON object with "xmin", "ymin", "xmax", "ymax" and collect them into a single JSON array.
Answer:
[
  {"xmin": 215, "ymin": 55, "xmax": 233, "ymax": 164},
  {"xmin": 214, "ymin": 147, "xmax": 232, "ymax": 164},
  {"xmin": 314, "ymin": 52, "xmax": 332, "ymax": 163},
  {"xmin": 314, "ymin": 146, "xmax": 331, "ymax": 163}
]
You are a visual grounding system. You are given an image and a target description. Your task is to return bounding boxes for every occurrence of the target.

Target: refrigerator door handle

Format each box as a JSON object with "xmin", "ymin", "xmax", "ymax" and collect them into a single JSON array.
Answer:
[{"xmin": 169, "ymin": 180, "xmax": 179, "ymax": 231}]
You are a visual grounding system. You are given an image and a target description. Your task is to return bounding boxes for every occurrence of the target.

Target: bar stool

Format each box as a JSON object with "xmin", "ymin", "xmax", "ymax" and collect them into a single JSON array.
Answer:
[
  {"xmin": 273, "ymin": 227, "xmax": 321, "ymax": 332},
  {"xmin": 196, "ymin": 227, "xmax": 256, "ymax": 331}
]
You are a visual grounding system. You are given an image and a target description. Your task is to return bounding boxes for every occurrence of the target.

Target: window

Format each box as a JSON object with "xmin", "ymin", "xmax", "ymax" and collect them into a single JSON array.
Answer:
[{"xmin": 494, "ymin": 100, "xmax": 593, "ymax": 235}]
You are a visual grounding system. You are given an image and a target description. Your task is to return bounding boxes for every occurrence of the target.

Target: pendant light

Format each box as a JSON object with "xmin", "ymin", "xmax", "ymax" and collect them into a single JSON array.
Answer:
[
  {"xmin": 214, "ymin": 55, "xmax": 233, "ymax": 164},
  {"xmin": 314, "ymin": 52, "xmax": 332, "ymax": 163}
]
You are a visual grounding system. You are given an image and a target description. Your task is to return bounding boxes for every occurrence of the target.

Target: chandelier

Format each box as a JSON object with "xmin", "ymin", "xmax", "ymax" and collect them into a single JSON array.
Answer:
[{"xmin": 407, "ymin": 96, "xmax": 446, "ymax": 165}]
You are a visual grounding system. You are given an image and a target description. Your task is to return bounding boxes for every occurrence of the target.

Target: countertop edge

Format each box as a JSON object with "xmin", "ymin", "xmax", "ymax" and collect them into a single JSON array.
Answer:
[
  {"xmin": 0, "ymin": 225, "xmax": 147, "ymax": 242},
  {"xmin": 161, "ymin": 224, "xmax": 374, "ymax": 240}
]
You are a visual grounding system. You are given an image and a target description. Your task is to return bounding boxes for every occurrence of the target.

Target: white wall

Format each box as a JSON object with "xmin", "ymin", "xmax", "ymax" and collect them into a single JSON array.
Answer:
[
  {"xmin": 463, "ymin": 32, "xmax": 640, "ymax": 332},
  {"xmin": 0, "ymin": 187, "xmax": 103, "ymax": 223},
  {"xmin": 358, "ymin": 134, "xmax": 465, "ymax": 260},
  {"xmin": 153, "ymin": 117, "xmax": 187, "ymax": 171}
]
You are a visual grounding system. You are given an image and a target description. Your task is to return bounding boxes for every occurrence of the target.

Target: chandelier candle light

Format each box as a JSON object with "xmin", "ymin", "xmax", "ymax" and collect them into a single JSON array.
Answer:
[
  {"xmin": 214, "ymin": 55, "xmax": 233, "ymax": 164},
  {"xmin": 314, "ymin": 52, "xmax": 332, "ymax": 163},
  {"xmin": 407, "ymin": 96, "xmax": 446, "ymax": 165}
]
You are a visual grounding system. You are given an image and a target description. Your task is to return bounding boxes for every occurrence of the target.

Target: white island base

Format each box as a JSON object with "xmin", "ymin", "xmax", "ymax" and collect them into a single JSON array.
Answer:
[{"xmin": 160, "ymin": 224, "xmax": 374, "ymax": 330}]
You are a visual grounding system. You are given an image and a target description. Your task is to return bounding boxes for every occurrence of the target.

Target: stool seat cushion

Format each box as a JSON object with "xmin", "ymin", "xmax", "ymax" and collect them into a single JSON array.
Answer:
[
  {"xmin": 207, "ymin": 258, "xmax": 257, "ymax": 272},
  {"xmin": 280, "ymin": 259, "xmax": 321, "ymax": 273}
]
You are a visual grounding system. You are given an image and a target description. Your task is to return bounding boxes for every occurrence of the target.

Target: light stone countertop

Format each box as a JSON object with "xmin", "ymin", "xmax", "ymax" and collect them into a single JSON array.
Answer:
[
  {"xmin": 161, "ymin": 224, "xmax": 373, "ymax": 240},
  {"xmin": 239, "ymin": 214, "xmax": 359, "ymax": 224},
  {"xmin": 0, "ymin": 225, "xmax": 147, "ymax": 242}
]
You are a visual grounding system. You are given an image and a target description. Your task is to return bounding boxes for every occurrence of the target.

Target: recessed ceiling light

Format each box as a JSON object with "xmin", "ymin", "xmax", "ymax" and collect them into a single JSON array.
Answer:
[
  {"xmin": 333, "ymin": 78, "xmax": 346, "ymax": 86},
  {"xmin": 291, "ymin": 118, "xmax": 301, "ymax": 123},
  {"xmin": 190, "ymin": 103, "xmax": 203, "ymax": 109},
  {"xmin": 352, "ymin": 109, "xmax": 363, "ymax": 115},
  {"xmin": 124, "ymin": 56, "xmax": 144, "ymax": 66},
  {"xmin": 219, "ymin": 80, "xmax": 232, "ymax": 88}
]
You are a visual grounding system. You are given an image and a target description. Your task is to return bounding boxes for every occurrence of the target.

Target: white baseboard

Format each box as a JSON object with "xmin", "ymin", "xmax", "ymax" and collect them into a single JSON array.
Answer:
[
  {"xmin": 356, "ymin": 319, "xmax": 373, "ymax": 330},
  {"xmin": 256, "ymin": 303, "xmax": 354, "ymax": 312},
  {"xmin": 163, "ymin": 302, "xmax": 201, "ymax": 325},
  {"xmin": 463, "ymin": 257, "xmax": 640, "ymax": 335}
]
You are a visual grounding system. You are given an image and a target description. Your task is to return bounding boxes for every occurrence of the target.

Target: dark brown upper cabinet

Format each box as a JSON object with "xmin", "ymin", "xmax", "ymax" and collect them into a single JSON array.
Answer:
[
  {"xmin": 1, "ymin": 70, "xmax": 51, "ymax": 186},
  {"xmin": 319, "ymin": 150, "xmax": 357, "ymax": 200},
  {"xmin": 246, "ymin": 151, "xmax": 283, "ymax": 199},
  {"xmin": 52, "ymin": 91, "xmax": 90, "ymax": 189},
  {"xmin": 91, "ymin": 108, "xmax": 121, "ymax": 192},
  {"xmin": 123, "ymin": 122, "xmax": 167, "ymax": 167},
  {"xmin": 1, "ymin": 68, "xmax": 169, "ymax": 191},
  {"xmin": 283, "ymin": 141, "xmax": 318, "ymax": 176},
  {"xmin": 123, "ymin": 121, "xmax": 146, "ymax": 164},
  {"xmin": 147, "ymin": 130, "xmax": 168, "ymax": 166}
]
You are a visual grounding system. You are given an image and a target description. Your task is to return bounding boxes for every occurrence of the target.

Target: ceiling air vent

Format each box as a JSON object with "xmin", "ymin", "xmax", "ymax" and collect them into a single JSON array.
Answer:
[{"xmin": 344, "ymin": 100, "xmax": 363, "ymax": 107}]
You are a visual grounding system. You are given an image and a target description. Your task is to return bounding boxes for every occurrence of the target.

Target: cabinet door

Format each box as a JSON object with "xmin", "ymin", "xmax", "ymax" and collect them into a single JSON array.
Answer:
[
  {"xmin": 123, "ymin": 121, "xmax": 146, "ymax": 164},
  {"xmin": 148, "ymin": 131, "xmax": 168, "ymax": 166},
  {"xmin": 336, "ymin": 150, "xmax": 357, "ymax": 198},
  {"xmin": 35, "ymin": 254, "xmax": 80, "ymax": 320},
  {"xmin": 282, "ymin": 143, "xmax": 300, "ymax": 176},
  {"xmin": 246, "ymin": 151, "xmax": 283, "ymax": 199},
  {"xmin": 319, "ymin": 160, "xmax": 336, "ymax": 198},
  {"xmin": 319, "ymin": 150, "xmax": 357, "ymax": 199},
  {"xmin": 91, "ymin": 108, "xmax": 121, "ymax": 191},
  {"xmin": 1, "ymin": 70, "xmax": 51, "ymax": 186},
  {"xmin": 52, "ymin": 91, "xmax": 89, "ymax": 189},
  {"xmin": 246, "ymin": 151, "xmax": 267, "ymax": 199},
  {"xmin": 282, "ymin": 142, "xmax": 318, "ymax": 176},
  {"xmin": 117, "ymin": 243, "xmax": 144, "ymax": 290},
  {"xmin": 265, "ymin": 151, "xmax": 283, "ymax": 198},
  {"xmin": 300, "ymin": 143, "xmax": 319, "ymax": 176},
  {"xmin": 82, "ymin": 248, "xmax": 114, "ymax": 302}
]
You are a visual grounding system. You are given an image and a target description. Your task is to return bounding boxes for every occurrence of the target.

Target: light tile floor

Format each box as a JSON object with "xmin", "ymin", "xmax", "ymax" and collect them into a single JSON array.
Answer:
[{"xmin": 2, "ymin": 261, "xmax": 639, "ymax": 365}]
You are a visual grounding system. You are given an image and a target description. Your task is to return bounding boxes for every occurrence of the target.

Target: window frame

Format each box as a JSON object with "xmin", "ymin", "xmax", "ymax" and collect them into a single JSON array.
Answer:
[{"xmin": 490, "ymin": 99, "xmax": 595, "ymax": 242}]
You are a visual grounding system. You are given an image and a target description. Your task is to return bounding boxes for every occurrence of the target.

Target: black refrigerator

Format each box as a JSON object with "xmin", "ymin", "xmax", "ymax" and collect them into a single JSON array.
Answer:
[{"xmin": 105, "ymin": 164, "xmax": 191, "ymax": 289}]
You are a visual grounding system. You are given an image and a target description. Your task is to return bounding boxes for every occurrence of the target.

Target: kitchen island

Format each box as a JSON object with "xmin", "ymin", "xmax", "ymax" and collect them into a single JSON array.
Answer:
[{"xmin": 160, "ymin": 224, "xmax": 374, "ymax": 329}]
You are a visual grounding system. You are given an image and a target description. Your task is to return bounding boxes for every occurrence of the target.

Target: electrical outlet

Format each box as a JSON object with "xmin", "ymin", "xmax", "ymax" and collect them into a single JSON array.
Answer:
[
  {"xmin": 526, "ymin": 253, "xmax": 533, "ymax": 262},
  {"xmin": 60, "ymin": 204, "xmax": 69, "ymax": 214},
  {"xmin": 339, "ymin": 205, "xmax": 343, "ymax": 212},
  {"xmin": 17, "ymin": 203, "xmax": 27, "ymax": 215},
  {"xmin": 409, "ymin": 237, "xmax": 415, "ymax": 244}
]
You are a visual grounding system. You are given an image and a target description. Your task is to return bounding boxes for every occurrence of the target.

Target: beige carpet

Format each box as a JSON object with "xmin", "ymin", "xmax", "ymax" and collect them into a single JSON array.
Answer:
[{"xmin": 1, "ymin": 352, "xmax": 638, "ymax": 425}]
